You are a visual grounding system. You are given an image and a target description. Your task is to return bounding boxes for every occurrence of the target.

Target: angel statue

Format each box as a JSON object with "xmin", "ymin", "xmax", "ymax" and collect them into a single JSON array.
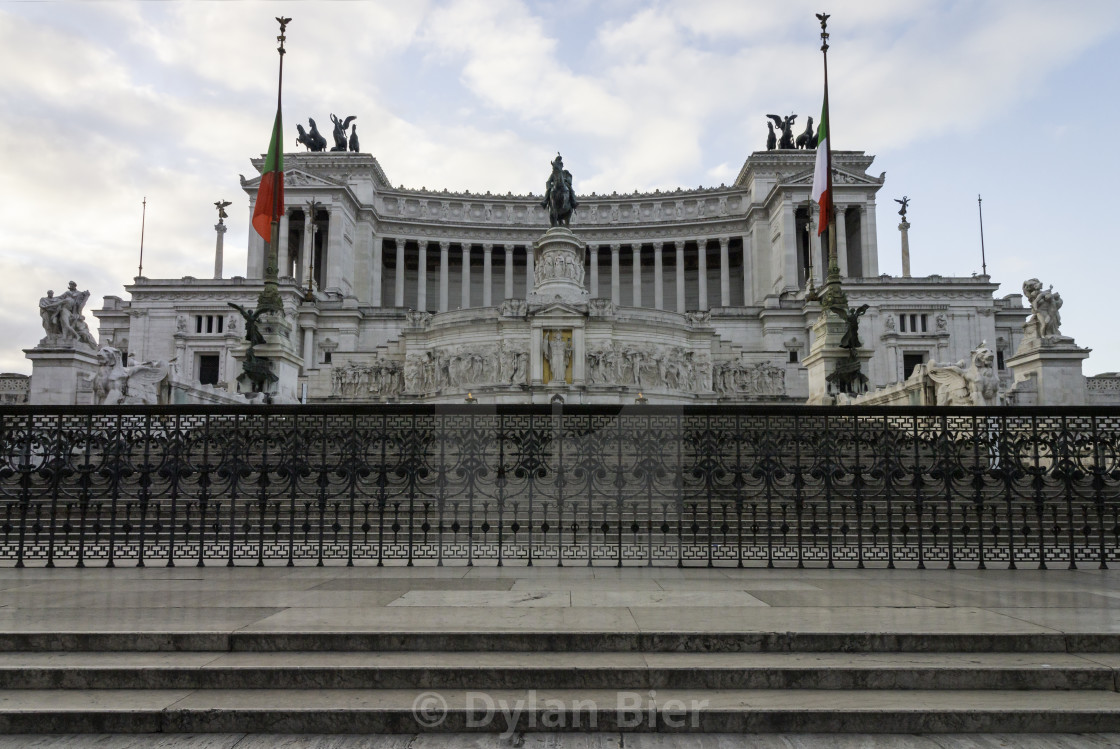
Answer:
[
  {"xmin": 227, "ymin": 302, "xmax": 267, "ymax": 346},
  {"xmin": 829, "ymin": 304, "xmax": 870, "ymax": 350},
  {"xmin": 214, "ymin": 200, "xmax": 232, "ymax": 223},
  {"xmin": 766, "ymin": 113, "xmax": 797, "ymax": 150},
  {"xmin": 91, "ymin": 346, "xmax": 169, "ymax": 405},
  {"xmin": 330, "ymin": 114, "xmax": 357, "ymax": 152},
  {"xmin": 895, "ymin": 196, "xmax": 910, "ymax": 220},
  {"xmin": 1022, "ymin": 278, "xmax": 1063, "ymax": 339}
]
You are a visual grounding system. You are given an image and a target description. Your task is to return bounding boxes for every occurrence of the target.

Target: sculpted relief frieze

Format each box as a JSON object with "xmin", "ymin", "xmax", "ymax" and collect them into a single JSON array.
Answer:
[
  {"xmin": 332, "ymin": 358, "xmax": 405, "ymax": 398},
  {"xmin": 405, "ymin": 342, "xmax": 529, "ymax": 394},
  {"xmin": 586, "ymin": 343, "xmax": 713, "ymax": 393},
  {"xmin": 712, "ymin": 360, "xmax": 786, "ymax": 398}
]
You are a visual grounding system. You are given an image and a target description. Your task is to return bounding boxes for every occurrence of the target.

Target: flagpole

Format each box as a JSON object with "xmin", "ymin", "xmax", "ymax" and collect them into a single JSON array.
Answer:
[
  {"xmin": 138, "ymin": 196, "xmax": 146, "ymax": 279},
  {"xmin": 817, "ymin": 13, "xmax": 846, "ymax": 310},
  {"xmin": 977, "ymin": 194, "xmax": 988, "ymax": 278},
  {"xmin": 257, "ymin": 16, "xmax": 290, "ymax": 314}
]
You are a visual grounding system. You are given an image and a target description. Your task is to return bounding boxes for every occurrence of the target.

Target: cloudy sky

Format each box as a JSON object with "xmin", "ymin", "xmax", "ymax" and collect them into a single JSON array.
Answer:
[{"xmin": 1, "ymin": 0, "xmax": 1118, "ymax": 375}]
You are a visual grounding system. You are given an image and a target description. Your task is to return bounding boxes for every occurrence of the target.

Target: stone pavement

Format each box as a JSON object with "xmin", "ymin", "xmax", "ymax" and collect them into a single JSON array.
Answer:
[{"xmin": 0, "ymin": 563, "xmax": 1119, "ymax": 742}]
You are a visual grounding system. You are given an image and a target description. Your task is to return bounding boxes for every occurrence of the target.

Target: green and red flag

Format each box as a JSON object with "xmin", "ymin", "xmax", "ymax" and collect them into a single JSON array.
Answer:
[
  {"xmin": 810, "ymin": 94, "xmax": 830, "ymax": 235},
  {"xmin": 252, "ymin": 109, "xmax": 284, "ymax": 243}
]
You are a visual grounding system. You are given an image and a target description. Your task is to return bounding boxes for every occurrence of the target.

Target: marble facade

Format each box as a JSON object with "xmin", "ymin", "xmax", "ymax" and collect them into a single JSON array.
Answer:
[{"xmin": 83, "ymin": 148, "xmax": 1050, "ymax": 405}]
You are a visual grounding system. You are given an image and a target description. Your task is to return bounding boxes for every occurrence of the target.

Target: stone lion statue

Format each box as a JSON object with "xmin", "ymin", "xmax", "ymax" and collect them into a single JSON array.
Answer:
[
  {"xmin": 924, "ymin": 342, "xmax": 1002, "ymax": 407},
  {"xmin": 91, "ymin": 346, "xmax": 169, "ymax": 405}
]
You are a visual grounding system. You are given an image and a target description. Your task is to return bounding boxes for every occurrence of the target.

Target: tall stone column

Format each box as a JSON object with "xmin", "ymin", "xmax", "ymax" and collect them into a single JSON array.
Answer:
[
  {"xmin": 525, "ymin": 245, "xmax": 534, "ymax": 296},
  {"xmin": 697, "ymin": 238, "xmax": 708, "ymax": 310},
  {"xmin": 504, "ymin": 245, "xmax": 514, "ymax": 300},
  {"xmin": 632, "ymin": 244, "xmax": 642, "ymax": 307},
  {"xmin": 864, "ymin": 199, "xmax": 879, "ymax": 276},
  {"xmin": 325, "ymin": 206, "xmax": 342, "ymax": 291},
  {"xmin": 461, "ymin": 244, "xmax": 471, "ymax": 309},
  {"xmin": 719, "ymin": 236, "xmax": 730, "ymax": 307},
  {"xmin": 610, "ymin": 243, "xmax": 621, "ymax": 305},
  {"xmin": 653, "ymin": 241, "xmax": 664, "ymax": 309},
  {"xmin": 836, "ymin": 206, "xmax": 849, "ymax": 277},
  {"xmin": 742, "ymin": 233, "xmax": 752, "ymax": 306},
  {"xmin": 675, "ymin": 241, "xmax": 686, "ymax": 313},
  {"xmin": 302, "ymin": 326, "xmax": 315, "ymax": 369},
  {"xmin": 482, "ymin": 243, "xmax": 493, "ymax": 306},
  {"xmin": 589, "ymin": 245, "xmax": 599, "ymax": 297},
  {"xmin": 371, "ymin": 235, "xmax": 382, "ymax": 306},
  {"xmin": 276, "ymin": 212, "xmax": 290, "ymax": 279},
  {"xmin": 213, "ymin": 222, "xmax": 227, "ymax": 279},
  {"xmin": 899, "ymin": 218, "xmax": 912, "ymax": 277},
  {"xmin": 303, "ymin": 211, "xmax": 315, "ymax": 289},
  {"xmin": 438, "ymin": 241, "xmax": 450, "ymax": 312},
  {"xmin": 394, "ymin": 238, "xmax": 406, "ymax": 307},
  {"xmin": 417, "ymin": 241, "xmax": 427, "ymax": 311}
]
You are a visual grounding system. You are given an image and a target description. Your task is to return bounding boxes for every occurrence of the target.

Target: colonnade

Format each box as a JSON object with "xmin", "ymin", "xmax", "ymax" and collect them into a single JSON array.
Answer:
[{"xmin": 376, "ymin": 237, "xmax": 749, "ymax": 313}]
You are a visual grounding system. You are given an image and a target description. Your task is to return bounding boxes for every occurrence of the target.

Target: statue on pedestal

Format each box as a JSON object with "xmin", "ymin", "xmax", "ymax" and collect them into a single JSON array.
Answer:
[
  {"xmin": 1022, "ymin": 278, "xmax": 1063, "ymax": 340},
  {"xmin": 795, "ymin": 116, "xmax": 816, "ymax": 149},
  {"xmin": 830, "ymin": 304, "xmax": 870, "ymax": 351},
  {"xmin": 38, "ymin": 281, "xmax": 97, "ymax": 348},
  {"xmin": 541, "ymin": 153, "xmax": 578, "ymax": 227}
]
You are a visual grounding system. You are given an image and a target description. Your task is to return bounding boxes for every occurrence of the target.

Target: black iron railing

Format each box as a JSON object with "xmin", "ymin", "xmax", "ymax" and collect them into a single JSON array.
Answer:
[{"xmin": 1, "ymin": 404, "xmax": 1118, "ymax": 568}]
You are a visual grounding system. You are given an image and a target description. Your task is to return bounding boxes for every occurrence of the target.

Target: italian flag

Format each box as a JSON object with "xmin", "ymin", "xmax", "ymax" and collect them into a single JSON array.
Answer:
[
  {"xmin": 252, "ymin": 109, "xmax": 284, "ymax": 243},
  {"xmin": 810, "ymin": 95, "xmax": 830, "ymax": 236}
]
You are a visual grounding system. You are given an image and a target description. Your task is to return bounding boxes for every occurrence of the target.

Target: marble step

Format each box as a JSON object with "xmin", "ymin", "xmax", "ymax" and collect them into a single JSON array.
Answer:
[
  {"xmin": 4, "ymin": 630, "xmax": 1120, "ymax": 653},
  {"xmin": 0, "ymin": 651, "xmax": 1116, "ymax": 691},
  {"xmin": 1, "ymin": 688, "xmax": 1120, "ymax": 733}
]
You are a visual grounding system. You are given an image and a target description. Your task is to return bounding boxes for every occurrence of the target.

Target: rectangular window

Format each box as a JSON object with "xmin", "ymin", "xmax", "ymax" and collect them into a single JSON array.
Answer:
[
  {"xmin": 921, "ymin": 314, "xmax": 928, "ymax": 333},
  {"xmin": 217, "ymin": 316, "xmax": 224, "ymax": 334},
  {"xmin": 205, "ymin": 315, "xmax": 214, "ymax": 333},
  {"xmin": 899, "ymin": 315, "xmax": 907, "ymax": 332},
  {"xmin": 910, "ymin": 314, "xmax": 918, "ymax": 333},
  {"xmin": 997, "ymin": 350, "xmax": 1005, "ymax": 371},
  {"xmin": 903, "ymin": 352, "xmax": 926, "ymax": 380},
  {"xmin": 195, "ymin": 316, "xmax": 203, "ymax": 333},
  {"xmin": 323, "ymin": 351, "xmax": 332, "ymax": 365},
  {"xmin": 788, "ymin": 350, "xmax": 799, "ymax": 363},
  {"xmin": 198, "ymin": 355, "xmax": 220, "ymax": 386}
]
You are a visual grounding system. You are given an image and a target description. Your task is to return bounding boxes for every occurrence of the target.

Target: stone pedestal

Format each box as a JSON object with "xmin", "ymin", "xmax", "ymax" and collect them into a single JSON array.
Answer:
[
  {"xmin": 528, "ymin": 227, "xmax": 588, "ymax": 305},
  {"xmin": 803, "ymin": 312, "xmax": 872, "ymax": 405},
  {"xmin": 230, "ymin": 311, "xmax": 304, "ymax": 404},
  {"xmin": 24, "ymin": 344, "xmax": 99, "ymax": 405},
  {"xmin": 1006, "ymin": 333, "xmax": 1091, "ymax": 406}
]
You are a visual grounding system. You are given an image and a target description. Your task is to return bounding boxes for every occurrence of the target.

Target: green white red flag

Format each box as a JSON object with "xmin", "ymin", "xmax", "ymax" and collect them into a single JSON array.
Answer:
[
  {"xmin": 252, "ymin": 109, "xmax": 284, "ymax": 243},
  {"xmin": 810, "ymin": 95, "xmax": 830, "ymax": 236}
]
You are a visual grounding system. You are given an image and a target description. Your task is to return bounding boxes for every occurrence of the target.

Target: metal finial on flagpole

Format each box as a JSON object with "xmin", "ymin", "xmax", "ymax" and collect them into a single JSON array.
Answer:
[{"xmin": 977, "ymin": 194, "xmax": 988, "ymax": 278}]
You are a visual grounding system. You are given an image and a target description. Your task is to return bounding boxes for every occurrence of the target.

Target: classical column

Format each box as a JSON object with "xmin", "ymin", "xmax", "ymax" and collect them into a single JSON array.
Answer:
[
  {"xmin": 742, "ymin": 233, "xmax": 752, "ymax": 306},
  {"xmin": 213, "ymin": 222, "xmax": 227, "ymax": 280},
  {"xmin": 864, "ymin": 199, "xmax": 879, "ymax": 276},
  {"xmin": 504, "ymin": 245, "xmax": 514, "ymax": 299},
  {"xmin": 835, "ymin": 206, "xmax": 849, "ymax": 277},
  {"xmin": 461, "ymin": 244, "xmax": 471, "ymax": 309},
  {"xmin": 439, "ymin": 241, "xmax": 449, "ymax": 312},
  {"xmin": 482, "ymin": 243, "xmax": 493, "ymax": 306},
  {"xmin": 417, "ymin": 241, "xmax": 427, "ymax": 311},
  {"xmin": 325, "ymin": 206, "xmax": 342, "ymax": 291},
  {"xmin": 899, "ymin": 217, "xmax": 912, "ymax": 278},
  {"xmin": 525, "ymin": 245, "xmax": 534, "ymax": 294},
  {"xmin": 610, "ymin": 243, "xmax": 621, "ymax": 305},
  {"xmin": 697, "ymin": 238, "xmax": 708, "ymax": 310},
  {"xmin": 303, "ymin": 211, "xmax": 315, "ymax": 288},
  {"xmin": 675, "ymin": 241, "xmax": 686, "ymax": 313},
  {"xmin": 632, "ymin": 244, "xmax": 642, "ymax": 307},
  {"xmin": 394, "ymin": 238, "xmax": 405, "ymax": 307},
  {"xmin": 719, "ymin": 236, "xmax": 730, "ymax": 307},
  {"xmin": 589, "ymin": 245, "xmax": 599, "ymax": 297},
  {"xmin": 653, "ymin": 241, "xmax": 664, "ymax": 309},
  {"xmin": 276, "ymin": 212, "xmax": 290, "ymax": 278},
  {"xmin": 301, "ymin": 326, "xmax": 315, "ymax": 368},
  {"xmin": 371, "ymin": 235, "xmax": 382, "ymax": 306}
]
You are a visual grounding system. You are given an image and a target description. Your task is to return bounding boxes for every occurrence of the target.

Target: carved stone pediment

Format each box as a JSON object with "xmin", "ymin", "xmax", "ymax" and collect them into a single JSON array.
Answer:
[
  {"xmin": 785, "ymin": 167, "xmax": 883, "ymax": 187},
  {"xmin": 240, "ymin": 169, "xmax": 340, "ymax": 189},
  {"xmin": 530, "ymin": 301, "xmax": 586, "ymax": 317}
]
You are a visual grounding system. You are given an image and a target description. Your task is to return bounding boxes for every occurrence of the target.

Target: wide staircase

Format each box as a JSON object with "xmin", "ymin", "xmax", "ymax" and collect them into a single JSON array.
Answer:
[{"xmin": 1, "ymin": 627, "xmax": 1119, "ymax": 733}]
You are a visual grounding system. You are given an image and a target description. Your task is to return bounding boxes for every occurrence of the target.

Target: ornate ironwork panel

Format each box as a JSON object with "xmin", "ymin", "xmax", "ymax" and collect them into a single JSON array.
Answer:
[{"xmin": 1, "ymin": 405, "xmax": 1118, "ymax": 568}]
